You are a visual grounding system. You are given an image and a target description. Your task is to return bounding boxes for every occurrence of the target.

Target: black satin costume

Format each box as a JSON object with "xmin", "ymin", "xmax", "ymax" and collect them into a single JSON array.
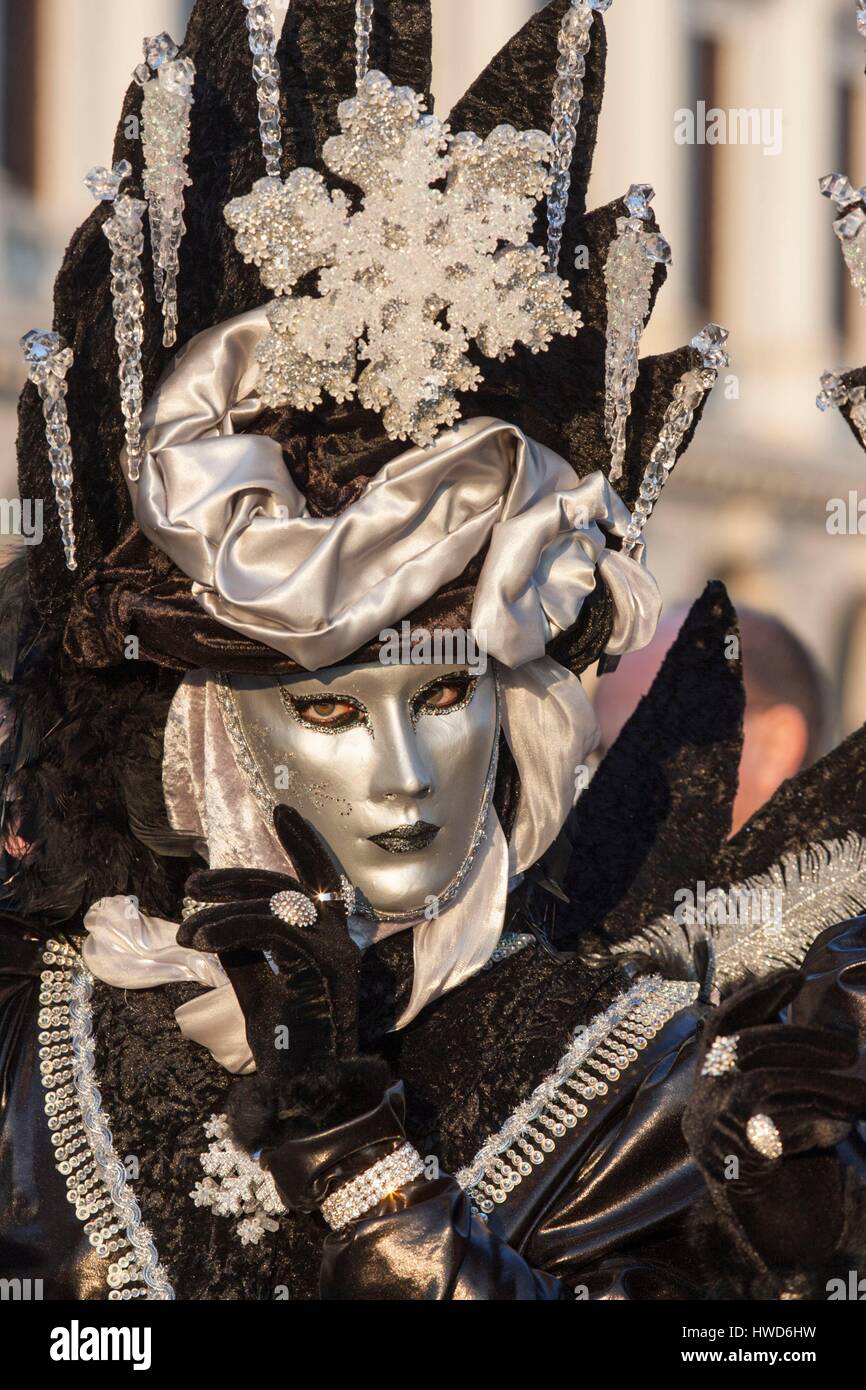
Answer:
[{"xmin": 3, "ymin": 901, "xmax": 866, "ymax": 1302}]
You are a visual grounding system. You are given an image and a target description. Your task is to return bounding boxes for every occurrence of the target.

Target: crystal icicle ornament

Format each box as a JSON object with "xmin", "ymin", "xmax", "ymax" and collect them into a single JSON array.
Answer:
[
  {"xmin": 857, "ymin": 6, "xmax": 866, "ymax": 38},
  {"xmin": 546, "ymin": 0, "xmax": 599, "ymax": 272},
  {"xmin": 137, "ymin": 38, "xmax": 195, "ymax": 347},
  {"xmin": 620, "ymin": 323, "xmax": 730, "ymax": 559},
  {"xmin": 20, "ymin": 330, "xmax": 77, "ymax": 570},
  {"xmin": 834, "ymin": 207, "xmax": 866, "ymax": 308},
  {"xmin": 355, "ymin": 0, "xmax": 375, "ymax": 86},
  {"xmin": 603, "ymin": 189, "xmax": 671, "ymax": 484},
  {"xmin": 816, "ymin": 371, "xmax": 866, "ymax": 448},
  {"xmin": 224, "ymin": 71, "xmax": 581, "ymax": 446},
  {"xmin": 241, "ymin": 0, "xmax": 283, "ymax": 177},
  {"xmin": 101, "ymin": 193, "xmax": 148, "ymax": 481},
  {"xmin": 597, "ymin": 322, "xmax": 728, "ymax": 677}
]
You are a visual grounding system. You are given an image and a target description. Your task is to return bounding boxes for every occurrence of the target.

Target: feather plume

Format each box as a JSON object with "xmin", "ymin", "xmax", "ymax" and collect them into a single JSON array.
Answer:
[{"xmin": 613, "ymin": 834, "xmax": 866, "ymax": 991}]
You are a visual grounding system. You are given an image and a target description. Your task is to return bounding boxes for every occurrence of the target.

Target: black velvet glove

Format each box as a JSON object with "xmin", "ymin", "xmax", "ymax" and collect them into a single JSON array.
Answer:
[
  {"xmin": 178, "ymin": 805, "xmax": 392, "ymax": 1157},
  {"xmin": 683, "ymin": 970, "xmax": 866, "ymax": 1276}
]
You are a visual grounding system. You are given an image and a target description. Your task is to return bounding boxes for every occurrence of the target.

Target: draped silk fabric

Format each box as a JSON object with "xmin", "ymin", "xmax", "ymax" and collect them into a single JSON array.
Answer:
[{"xmin": 130, "ymin": 308, "xmax": 659, "ymax": 672}]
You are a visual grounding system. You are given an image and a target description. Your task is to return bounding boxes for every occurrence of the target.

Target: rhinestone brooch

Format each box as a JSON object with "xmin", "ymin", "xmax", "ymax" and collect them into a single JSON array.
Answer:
[
  {"xmin": 701, "ymin": 1032, "xmax": 739, "ymax": 1078},
  {"xmin": 269, "ymin": 889, "xmax": 318, "ymax": 928},
  {"xmin": 746, "ymin": 1112, "xmax": 783, "ymax": 1161}
]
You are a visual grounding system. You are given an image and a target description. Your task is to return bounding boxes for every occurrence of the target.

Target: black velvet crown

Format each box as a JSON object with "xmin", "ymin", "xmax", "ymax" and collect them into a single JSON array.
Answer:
[{"xmin": 18, "ymin": 0, "xmax": 708, "ymax": 676}]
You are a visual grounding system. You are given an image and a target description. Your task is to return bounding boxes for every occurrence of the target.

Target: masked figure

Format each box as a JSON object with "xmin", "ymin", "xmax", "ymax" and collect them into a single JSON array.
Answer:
[{"xmin": 3, "ymin": 0, "xmax": 866, "ymax": 1302}]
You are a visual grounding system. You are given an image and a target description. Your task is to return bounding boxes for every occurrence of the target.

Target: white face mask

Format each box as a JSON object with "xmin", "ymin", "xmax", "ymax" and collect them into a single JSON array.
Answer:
[{"xmin": 226, "ymin": 662, "xmax": 500, "ymax": 918}]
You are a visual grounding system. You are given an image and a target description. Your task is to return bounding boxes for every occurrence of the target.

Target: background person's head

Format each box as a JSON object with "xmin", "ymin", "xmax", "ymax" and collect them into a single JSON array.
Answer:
[{"xmin": 592, "ymin": 604, "xmax": 830, "ymax": 835}]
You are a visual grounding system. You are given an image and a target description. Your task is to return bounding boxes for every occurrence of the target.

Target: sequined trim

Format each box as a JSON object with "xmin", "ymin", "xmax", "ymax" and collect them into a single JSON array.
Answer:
[
  {"xmin": 39, "ymin": 939, "xmax": 174, "ymax": 1300},
  {"xmin": 456, "ymin": 975, "xmax": 699, "ymax": 1215},
  {"xmin": 482, "ymin": 931, "xmax": 535, "ymax": 970}
]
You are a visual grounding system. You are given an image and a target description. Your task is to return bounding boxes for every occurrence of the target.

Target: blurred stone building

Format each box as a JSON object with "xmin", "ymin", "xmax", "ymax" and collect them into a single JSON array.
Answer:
[{"xmin": 2, "ymin": 0, "xmax": 865, "ymax": 729}]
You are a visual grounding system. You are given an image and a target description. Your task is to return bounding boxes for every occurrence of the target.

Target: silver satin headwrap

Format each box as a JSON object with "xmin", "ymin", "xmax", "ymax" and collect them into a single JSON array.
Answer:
[{"xmin": 127, "ymin": 307, "xmax": 659, "ymax": 670}]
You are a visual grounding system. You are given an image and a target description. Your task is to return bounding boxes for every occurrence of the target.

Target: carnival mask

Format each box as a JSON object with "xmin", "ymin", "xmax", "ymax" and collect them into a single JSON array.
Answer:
[{"xmin": 226, "ymin": 662, "xmax": 499, "ymax": 920}]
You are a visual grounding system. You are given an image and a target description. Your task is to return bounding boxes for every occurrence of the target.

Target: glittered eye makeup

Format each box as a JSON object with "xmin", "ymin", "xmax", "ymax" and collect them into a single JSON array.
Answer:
[
  {"xmin": 278, "ymin": 671, "xmax": 480, "ymax": 736},
  {"xmin": 410, "ymin": 671, "xmax": 479, "ymax": 725},
  {"xmin": 279, "ymin": 688, "xmax": 371, "ymax": 734}
]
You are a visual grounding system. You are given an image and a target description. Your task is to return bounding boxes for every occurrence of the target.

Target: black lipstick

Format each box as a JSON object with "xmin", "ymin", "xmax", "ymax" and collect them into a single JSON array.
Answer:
[{"xmin": 368, "ymin": 822, "xmax": 440, "ymax": 853}]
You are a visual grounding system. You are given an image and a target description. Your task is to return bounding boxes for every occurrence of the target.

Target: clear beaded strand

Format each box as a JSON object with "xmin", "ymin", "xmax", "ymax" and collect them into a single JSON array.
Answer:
[
  {"xmin": 621, "ymin": 324, "xmax": 730, "ymax": 559},
  {"xmin": 597, "ymin": 322, "xmax": 728, "ymax": 676},
  {"xmin": 241, "ymin": 0, "xmax": 283, "ymax": 177},
  {"xmin": 135, "ymin": 34, "xmax": 195, "ymax": 348},
  {"xmin": 603, "ymin": 185, "xmax": 672, "ymax": 484},
  {"xmin": 546, "ymin": 0, "xmax": 610, "ymax": 272},
  {"xmin": 355, "ymin": 0, "xmax": 375, "ymax": 86},
  {"xmin": 85, "ymin": 163, "xmax": 147, "ymax": 482},
  {"xmin": 20, "ymin": 331, "xmax": 77, "ymax": 570}
]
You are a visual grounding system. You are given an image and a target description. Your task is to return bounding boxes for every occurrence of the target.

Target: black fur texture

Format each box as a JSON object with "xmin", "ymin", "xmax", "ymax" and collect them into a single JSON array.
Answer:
[{"xmin": 226, "ymin": 1055, "xmax": 393, "ymax": 1151}]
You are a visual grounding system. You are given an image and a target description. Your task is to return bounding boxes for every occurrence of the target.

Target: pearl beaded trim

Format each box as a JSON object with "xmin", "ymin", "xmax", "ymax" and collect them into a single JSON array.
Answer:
[
  {"xmin": 320, "ymin": 1141, "xmax": 426, "ymax": 1230},
  {"xmin": 39, "ymin": 939, "xmax": 174, "ymax": 1300},
  {"xmin": 456, "ymin": 975, "xmax": 698, "ymax": 1216}
]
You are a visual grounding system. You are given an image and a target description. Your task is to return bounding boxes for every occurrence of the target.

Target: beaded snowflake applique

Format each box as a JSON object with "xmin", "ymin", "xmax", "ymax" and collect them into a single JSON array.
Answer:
[
  {"xmin": 224, "ymin": 70, "xmax": 581, "ymax": 446},
  {"xmin": 190, "ymin": 1113, "xmax": 286, "ymax": 1247}
]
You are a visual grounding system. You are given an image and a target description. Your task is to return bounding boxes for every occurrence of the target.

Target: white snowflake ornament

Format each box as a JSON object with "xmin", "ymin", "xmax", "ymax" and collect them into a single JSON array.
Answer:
[{"xmin": 224, "ymin": 70, "xmax": 582, "ymax": 446}]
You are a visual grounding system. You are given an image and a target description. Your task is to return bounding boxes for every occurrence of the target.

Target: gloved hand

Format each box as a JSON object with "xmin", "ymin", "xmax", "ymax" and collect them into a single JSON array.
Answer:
[
  {"xmin": 683, "ymin": 970, "xmax": 866, "ymax": 1271},
  {"xmin": 178, "ymin": 805, "xmax": 392, "ymax": 1165}
]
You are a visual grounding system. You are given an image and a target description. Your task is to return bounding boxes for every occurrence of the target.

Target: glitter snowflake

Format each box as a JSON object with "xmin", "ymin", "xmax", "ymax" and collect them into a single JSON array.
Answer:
[
  {"xmin": 225, "ymin": 70, "xmax": 582, "ymax": 446},
  {"xmin": 190, "ymin": 1113, "xmax": 285, "ymax": 1246}
]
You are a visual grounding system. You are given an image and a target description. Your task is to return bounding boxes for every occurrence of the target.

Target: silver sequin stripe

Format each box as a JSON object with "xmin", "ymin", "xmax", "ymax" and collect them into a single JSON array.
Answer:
[
  {"xmin": 456, "ymin": 975, "xmax": 698, "ymax": 1215},
  {"xmin": 39, "ymin": 939, "xmax": 174, "ymax": 1300}
]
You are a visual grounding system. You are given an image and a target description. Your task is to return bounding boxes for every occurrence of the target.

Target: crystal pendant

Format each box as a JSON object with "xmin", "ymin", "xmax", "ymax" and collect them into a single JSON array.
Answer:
[
  {"xmin": 618, "ymin": 322, "xmax": 729, "ymax": 562},
  {"xmin": 545, "ymin": 0, "xmax": 606, "ymax": 272},
  {"xmin": 242, "ymin": 0, "xmax": 283, "ymax": 177},
  {"xmin": 140, "ymin": 36, "xmax": 195, "ymax": 347},
  {"xmin": 98, "ymin": 185, "xmax": 148, "ymax": 482},
  {"xmin": 624, "ymin": 182, "xmax": 654, "ymax": 219},
  {"xmin": 143, "ymin": 32, "xmax": 179, "ymax": 69},
  {"xmin": 816, "ymin": 369, "xmax": 847, "ymax": 412},
  {"xmin": 834, "ymin": 207, "xmax": 866, "ymax": 240},
  {"xmin": 691, "ymin": 322, "xmax": 731, "ymax": 371},
  {"xmin": 20, "ymin": 329, "xmax": 77, "ymax": 570},
  {"xmin": 857, "ymin": 7, "xmax": 866, "ymax": 37},
  {"xmin": 603, "ymin": 190, "xmax": 669, "ymax": 483},
  {"xmin": 84, "ymin": 160, "xmax": 132, "ymax": 201},
  {"xmin": 819, "ymin": 172, "xmax": 857, "ymax": 207},
  {"xmin": 643, "ymin": 232, "xmax": 672, "ymax": 264}
]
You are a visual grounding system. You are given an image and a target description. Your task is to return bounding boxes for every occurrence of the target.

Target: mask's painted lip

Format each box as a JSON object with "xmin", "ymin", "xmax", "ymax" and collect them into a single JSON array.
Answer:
[{"xmin": 368, "ymin": 822, "xmax": 441, "ymax": 854}]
